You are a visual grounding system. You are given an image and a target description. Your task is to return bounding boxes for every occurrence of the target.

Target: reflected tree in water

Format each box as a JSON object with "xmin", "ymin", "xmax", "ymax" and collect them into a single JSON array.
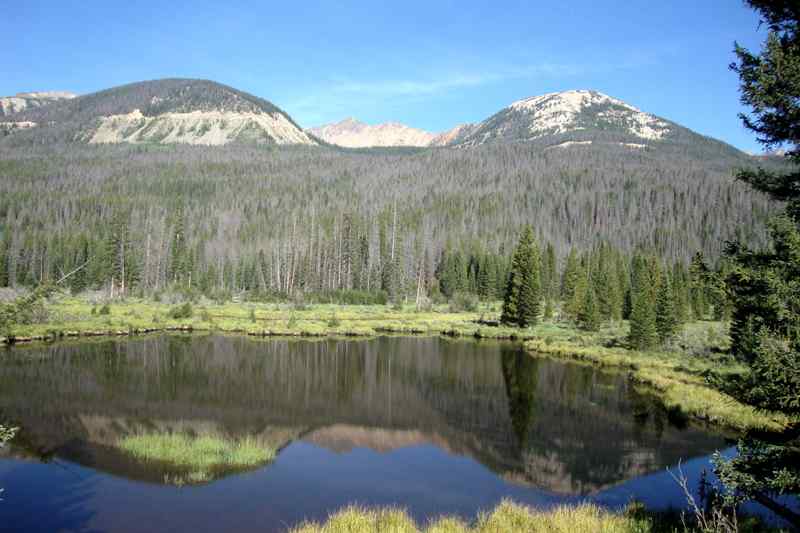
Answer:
[{"xmin": 501, "ymin": 347, "xmax": 538, "ymax": 451}]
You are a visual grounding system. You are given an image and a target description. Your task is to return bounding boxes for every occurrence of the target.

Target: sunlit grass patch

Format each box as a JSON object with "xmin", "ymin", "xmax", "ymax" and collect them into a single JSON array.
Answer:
[
  {"xmin": 118, "ymin": 432, "xmax": 274, "ymax": 484},
  {"xmin": 290, "ymin": 500, "xmax": 650, "ymax": 533}
]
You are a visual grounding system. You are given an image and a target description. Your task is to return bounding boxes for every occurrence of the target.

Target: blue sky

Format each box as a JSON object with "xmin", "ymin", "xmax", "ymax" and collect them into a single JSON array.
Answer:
[{"xmin": 1, "ymin": 1, "xmax": 769, "ymax": 152}]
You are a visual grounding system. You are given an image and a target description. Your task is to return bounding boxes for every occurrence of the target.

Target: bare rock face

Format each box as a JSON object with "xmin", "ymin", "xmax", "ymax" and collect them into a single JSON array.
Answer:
[
  {"xmin": 0, "ymin": 91, "xmax": 77, "ymax": 117},
  {"xmin": 309, "ymin": 117, "xmax": 436, "ymax": 147}
]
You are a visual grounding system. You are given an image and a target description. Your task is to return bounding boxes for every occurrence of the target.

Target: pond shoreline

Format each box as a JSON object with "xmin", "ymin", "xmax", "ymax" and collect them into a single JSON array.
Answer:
[{"xmin": 1, "ymin": 298, "xmax": 792, "ymax": 435}]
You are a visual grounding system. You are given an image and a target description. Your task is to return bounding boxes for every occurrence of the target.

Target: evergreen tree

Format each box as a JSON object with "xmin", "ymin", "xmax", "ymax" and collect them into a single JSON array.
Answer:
[
  {"xmin": 0, "ymin": 233, "xmax": 8, "ymax": 287},
  {"xmin": 577, "ymin": 284, "xmax": 600, "ymax": 331},
  {"xmin": 628, "ymin": 253, "xmax": 659, "ymax": 349},
  {"xmin": 671, "ymin": 261, "xmax": 691, "ymax": 326},
  {"xmin": 561, "ymin": 248, "xmax": 583, "ymax": 320},
  {"xmin": 501, "ymin": 226, "xmax": 541, "ymax": 328},
  {"xmin": 655, "ymin": 271, "xmax": 678, "ymax": 344},
  {"xmin": 689, "ymin": 251, "xmax": 710, "ymax": 320},
  {"xmin": 713, "ymin": 3, "xmax": 800, "ymax": 526}
]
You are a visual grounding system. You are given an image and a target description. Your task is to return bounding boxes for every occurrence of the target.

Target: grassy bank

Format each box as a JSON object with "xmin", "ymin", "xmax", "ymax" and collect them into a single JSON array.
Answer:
[
  {"xmin": 0, "ymin": 296, "xmax": 493, "ymax": 343},
  {"xmin": 289, "ymin": 500, "xmax": 651, "ymax": 533},
  {"xmin": 522, "ymin": 322, "xmax": 794, "ymax": 433},
  {"xmin": 2, "ymin": 295, "xmax": 792, "ymax": 434},
  {"xmin": 118, "ymin": 432, "xmax": 275, "ymax": 485}
]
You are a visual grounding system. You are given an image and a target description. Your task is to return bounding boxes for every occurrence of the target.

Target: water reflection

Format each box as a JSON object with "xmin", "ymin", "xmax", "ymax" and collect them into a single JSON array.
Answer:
[{"xmin": 0, "ymin": 334, "xmax": 724, "ymax": 497}]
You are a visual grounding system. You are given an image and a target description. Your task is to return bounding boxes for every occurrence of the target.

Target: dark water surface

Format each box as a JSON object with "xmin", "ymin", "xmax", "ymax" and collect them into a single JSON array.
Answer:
[{"xmin": 0, "ymin": 334, "xmax": 731, "ymax": 532}]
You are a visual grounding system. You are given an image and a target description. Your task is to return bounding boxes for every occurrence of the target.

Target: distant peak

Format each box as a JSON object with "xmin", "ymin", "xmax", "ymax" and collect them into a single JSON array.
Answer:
[{"xmin": 509, "ymin": 89, "xmax": 639, "ymax": 114}]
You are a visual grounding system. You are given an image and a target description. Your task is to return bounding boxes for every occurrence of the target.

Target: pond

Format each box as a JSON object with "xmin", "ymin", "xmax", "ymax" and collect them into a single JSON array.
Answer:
[{"xmin": 0, "ymin": 334, "xmax": 731, "ymax": 532}]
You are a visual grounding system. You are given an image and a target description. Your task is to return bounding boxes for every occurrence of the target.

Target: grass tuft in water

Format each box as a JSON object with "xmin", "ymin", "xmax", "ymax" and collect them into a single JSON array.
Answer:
[{"xmin": 118, "ymin": 433, "xmax": 274, "ymax": 474}]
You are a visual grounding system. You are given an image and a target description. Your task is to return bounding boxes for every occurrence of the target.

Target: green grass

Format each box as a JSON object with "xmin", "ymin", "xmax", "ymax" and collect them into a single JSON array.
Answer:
[
  {"xmin": 523, "ymin": 322, "xmax": 794, "ymax": 433},
  {"xmin": 290, "ymin": 500, "xmax": 652, "ymax": 533},
  {"xmin": 4, "ymin": 295, "xmax": 793, "ymax": 434},
  {"xmin": 118, "ymin": 432, "xmax": 275, "ymax": 484},
  {"xmin": 1, "ymin": 296, "xmax": 497, "ymax": 342}
]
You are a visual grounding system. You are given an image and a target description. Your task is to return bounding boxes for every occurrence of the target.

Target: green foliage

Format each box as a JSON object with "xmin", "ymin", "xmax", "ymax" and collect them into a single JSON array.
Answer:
[
  {"xmin": 98, "ymin": 303, "xmax": 111, "ymax": 315},
  {"xmin": 0, "ymin": 284, "xmax": 57, "ymax": 337},
  {"xmin": 628, "ymin": 254, "xmax": 659, "ymax": 350},
  {"xmin": 577, "ymin": 285, "xmax": 601, "ymax": 332},
  {"xmin": 327, "ymin": 312, "xmax": 341, "ymax": 328},
  {"xmin": 118, "ymin": 432, "xmax": 274, "ymax": 485},
  {"xmin": 167, "ymin": 302, "xmax": 193, "ymax": 320},
  {"xmin": 449, "ymin": 292, "xmax": 478, "ymax": 313},
  {"xmin": 501, "ymin": 227, "xmax": 541, "ymax": 328},
  {"xmin": 715, "ymin": 3, "xmax": 800, "ymax": 527},
  {"xmin": 655, "ymin": 273, "xmax": 679, "ymax": 344}
]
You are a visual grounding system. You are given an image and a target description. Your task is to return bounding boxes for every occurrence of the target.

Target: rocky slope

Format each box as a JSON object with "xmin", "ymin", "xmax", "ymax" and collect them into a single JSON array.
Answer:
[
  {"xmin": 309, "ymin": 117, "xmax": 435, "ymax": 147},
  {"xmin": 3, "ymin": 79, "xmax": 316, "ymax": 146},
  {"xmin": 0, "ymin": 91, "xmax": 76, "ymax": 117}
]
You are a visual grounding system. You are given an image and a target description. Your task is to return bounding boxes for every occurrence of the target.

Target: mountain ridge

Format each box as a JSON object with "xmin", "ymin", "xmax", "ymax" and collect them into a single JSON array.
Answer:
[
  {"xmin": 1, "ymin": 78, "xmax": 316, "ymax": 146},
  {"xmin": 308, "ymin": 117, "xmax": 436, "ymax": 147},
  {"xmin": 0, "ymin": 79, "xmax": 750, "ymax": 159}
]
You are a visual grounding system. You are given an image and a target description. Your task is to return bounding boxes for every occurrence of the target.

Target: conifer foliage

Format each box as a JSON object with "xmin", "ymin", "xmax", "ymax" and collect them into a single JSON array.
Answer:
[
  {"xmin": 713, "ymin": 2, "xmax": 800, "ymax": 526},
  {"xmin": 628, "ymin": 253, "xmax": 659, "ymax": 350},
  {"xmin": 501, "ymin": 227, "xmax": 541, "ymax": 328}
]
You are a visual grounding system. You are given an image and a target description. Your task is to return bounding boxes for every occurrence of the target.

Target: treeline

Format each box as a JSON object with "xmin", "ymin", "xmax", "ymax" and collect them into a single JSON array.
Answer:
[
  {"xmin": 0, "ymin": 140, "xmax": 780, "ymax": 300},
  {"xmin": 499, "ymin": 227, "xmax": 726, "ymax": 348}
]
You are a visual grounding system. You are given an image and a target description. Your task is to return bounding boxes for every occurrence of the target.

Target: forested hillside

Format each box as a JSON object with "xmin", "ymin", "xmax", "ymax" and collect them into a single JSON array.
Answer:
[{"xmin": 0, "ymin": 135, "xmax": 780, "ymax": 299}]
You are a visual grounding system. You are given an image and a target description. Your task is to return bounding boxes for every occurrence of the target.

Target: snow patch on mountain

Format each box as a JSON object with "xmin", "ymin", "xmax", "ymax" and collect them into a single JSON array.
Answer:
[
  {"xmin": 506, "ymin": 89, "xmax": 670, "ymax": 141},
  {"xmin": 546, "ymin": 140, "xmax": 593, "ymax": 149}
]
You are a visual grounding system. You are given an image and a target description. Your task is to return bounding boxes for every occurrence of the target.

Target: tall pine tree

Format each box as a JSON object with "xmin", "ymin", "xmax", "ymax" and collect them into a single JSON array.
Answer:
[{"xmin": 501, "ymin": 227, "xmax": 541, "ymax": 328}]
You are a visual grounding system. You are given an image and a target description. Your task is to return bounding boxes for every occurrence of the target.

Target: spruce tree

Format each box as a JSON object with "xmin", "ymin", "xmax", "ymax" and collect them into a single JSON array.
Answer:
[
  {"xmin": 561, "ymin": 248, "xmax": 582, "ymax": 320},
  {"xmin": 501, "ymin": 226, "xmax": 541, "ymax": 328},
  {"xmin": 713, "ymin": 3, "xmax": 800, "ymax": 526},
  {"xmin": 655, "ymin": 271, "xmax": 678, "ymax": 344},
  {"xmin": 689, "ymin": 251, "xmax": 709, "ymax": 320},
  {"xmin": 578, "ymin": 284, "xmax": 600, "ymax": 331},
  {"xmin": 628, "ymin": 253, "xmax": 659, "ymax": 349}
]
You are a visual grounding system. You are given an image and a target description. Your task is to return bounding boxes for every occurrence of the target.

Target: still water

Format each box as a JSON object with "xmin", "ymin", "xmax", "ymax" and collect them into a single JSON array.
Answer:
[{"xmin": 0, "ymin": 334, "xmax": 730, "ymax": 532}]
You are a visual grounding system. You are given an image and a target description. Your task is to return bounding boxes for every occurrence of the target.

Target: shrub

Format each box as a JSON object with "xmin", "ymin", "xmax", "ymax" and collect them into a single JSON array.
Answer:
[
  {"xmin": 167, "ymin": 302, "xmax": 193, "ymax": 320},
  {"xmin": 98, "ymin": 303, "xmax": 111, "ymax": 316},
  {"xmin": 449, "ymin": 292, "xmax": 479, "ymax": 313},
  {"xmin": 327, "ymin": 312, "xmax": 341, "ymax": 328}
]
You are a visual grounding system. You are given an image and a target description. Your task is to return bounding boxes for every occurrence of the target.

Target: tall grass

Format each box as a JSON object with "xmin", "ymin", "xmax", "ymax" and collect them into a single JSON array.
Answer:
[
  {"xmin": 290, "ymin": 500, "xmax": 651, "ymax": 533},
  {"xmin": 118, "ymin": 432, "xmax": 274, "ymax": 484}
]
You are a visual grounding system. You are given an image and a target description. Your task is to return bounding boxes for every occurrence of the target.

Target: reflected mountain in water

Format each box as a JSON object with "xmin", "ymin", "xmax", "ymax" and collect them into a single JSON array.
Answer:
[{"xmin": 0, "ymin": 335, "xmax": 725, "ymax": 494}]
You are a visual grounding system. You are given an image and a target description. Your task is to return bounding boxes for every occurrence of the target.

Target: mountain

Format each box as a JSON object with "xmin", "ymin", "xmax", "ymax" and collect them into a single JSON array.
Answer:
[
  {"xmin": 308, "ymin": 117, "xmax": 435, "ymax": 147},
  {"xmin": 307, "ymin": 90, "xmax": 742, "ymax": 158},
  {"xmin": 448, "ymin": 90, "xmax": 670, "ymax": 147},
  {"xmin": 0, "ymin": 91, "xmax": 77, "ymax": 117},
  {"xmin": 1, "ymin": 79, "xmax": 316, "ymax": 146},
  {"xmin": 429, "ymin": 123, "xmax": 477, "ymax": 146}
]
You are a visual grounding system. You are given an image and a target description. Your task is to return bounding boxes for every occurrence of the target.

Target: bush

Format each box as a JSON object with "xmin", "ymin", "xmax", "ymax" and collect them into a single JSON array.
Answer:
[
  {"xmin": 249, "ymin": 308, "xmax": 257, "ymax": 323},
  {"xmin": 449, "ymin": 292, "xmax": 479, "ymax": 313},
  {"xmin": 327, "ymin": 312, "xmax": 341, "ymax": 328},
  {"xmin": 98, "ymin": 303, "xmax": 111, "ymax": 316},
  {"xmin": 167, "ymin": 302, "xmax": 193, "ymax": 320}
]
